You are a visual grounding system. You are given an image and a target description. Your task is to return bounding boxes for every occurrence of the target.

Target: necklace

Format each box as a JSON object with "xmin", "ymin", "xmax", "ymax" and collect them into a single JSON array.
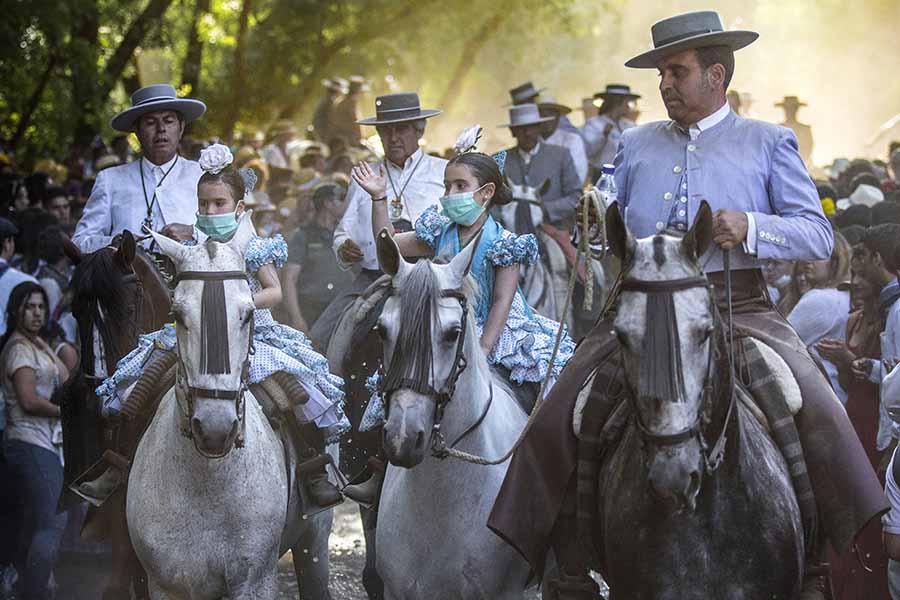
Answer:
[
  {"xmin": 384, "ymin": 152, "xmax": 425, "ymax": 220},
  {"xmin": 139, "ymin": 155, "xmax": 180, "ymax": 231}
]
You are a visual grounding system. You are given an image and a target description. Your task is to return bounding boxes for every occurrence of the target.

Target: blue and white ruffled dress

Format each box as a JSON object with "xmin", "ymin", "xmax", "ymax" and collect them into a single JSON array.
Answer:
[
  {"xmin": 361, "ymin": 207, "xmax": 574, "ymax": 429},
  {"xmin": 96, "ymin": 235, "xmax": 349, "ymax": 441}
]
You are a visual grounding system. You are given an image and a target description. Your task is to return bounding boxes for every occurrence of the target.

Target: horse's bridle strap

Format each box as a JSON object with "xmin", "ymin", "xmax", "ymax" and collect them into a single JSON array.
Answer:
[
  {"xmin": 187, "ymin": 386, "xmax": 240, "ymax": 400},
  {"xmin": 174, "ymin": 270, "xmax": 248, "ymax": 284},
  {"xmin": 619, "ymin": 275, "xmax": 709, "ymax": 293}
]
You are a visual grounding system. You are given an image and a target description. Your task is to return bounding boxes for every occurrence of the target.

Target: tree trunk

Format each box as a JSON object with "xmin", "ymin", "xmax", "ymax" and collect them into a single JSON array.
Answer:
[
  {"xmin": 99, "ymin": 0, "xmax": 176, "ymax": 101},
  {"xmin": 181, "ymin": 0, "xmax": 211, "ymax": 95},
  {"xmin": 438, "ymin": 10, "xmax": 507, "ymax": 116},
  {"xmin": 10, "ymin": 54, "xmax": 58, "ymax": 150},
  {"xmin": 221, "ymin": 0, "xmax": 253, "ymax": 143}
]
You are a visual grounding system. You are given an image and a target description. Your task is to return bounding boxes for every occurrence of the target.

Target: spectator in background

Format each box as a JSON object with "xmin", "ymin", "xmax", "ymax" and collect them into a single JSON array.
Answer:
[
  {"xmin": 537, "ymin": 94, "xmax": 589, "ymax": 185},
  {"xmin": 839, "ymin": 224, "xmax": 867, "ymax": 248},
  {"xmin": 787, "ymin": 232, "xmax": 852, "ymax": 403},
  {"xmin": 331, "ymin": 76, "xmax": 369, "ymax": 148},
  {"xmin": 261, "ymin": 120, "xmax": 298, "ymax": 170},
  {"xmin": 283, "ymin": 182, "xmax": 353, "ymax": 345},
  {"xmin": 850, "ymin": 172, "xmax": 884, "ymax": 197},
  {"xmin": 0, "ymin": 218, "xmax": 38, "ymax": 334},
  {"xmin": 850, "ymin": 224, "xmax": 900, "ymax": 452},
  {"xmin": 110, "ymin": 135, "xmax": 133, "ymax": 164},
  {"xmin": 777, "ymin": 261, "xmax": 812, "ymax": 316},
  {"xmin": 41, "ymin": 187, "xmax": 71, "ymax": 228},
  {"xmin": 35, "ymin": 226, "xmax": 70, "ymax": 316},
  {"xmin": 328, "ymin": 153, "xmax": 354, "ymax": 178},
  {"xmin": 872, "ymin": 201, "xmax": 900, "ymax": 225},
  {"xmin": 13, "ymin": 209, "xmax": 58, "ymax": 276},
  {"xmin": 835, "ymin": 204, "xmax": 872, "ymax": 230},
  {"xmin": 313, "ymin": 78, "xmax": 348, "ymax": 144},
  {"xmin": 1, "ymin": 282, "xmax": 69, "ymax": 600},
  {"xmin": 762, "ymin": 259, "xmax": 794, "ymax": 305}
]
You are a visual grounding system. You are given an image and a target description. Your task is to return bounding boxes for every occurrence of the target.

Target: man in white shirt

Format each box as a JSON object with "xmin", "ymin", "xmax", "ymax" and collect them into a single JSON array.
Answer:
[
  {"xmin": 0, "ymin": 218, "xmax": 38, "ymax": 334},
  {"xmin": 260, "ymin": 120, "xmax": 297, "ymax": 170},
  {"xmin": 537, "ymin": 94, "xmax": 589, "ymax": 185},
  {"xmin": 581, "ymin": 84, "xmax": 640, "ymax": 179},
  {"xmin": 332, "ymin": 92, "xmax": 445, "ymax": 277},
  {"xmin": 73, "ymin": 84, "xmax": 206, "ymax": 252}
]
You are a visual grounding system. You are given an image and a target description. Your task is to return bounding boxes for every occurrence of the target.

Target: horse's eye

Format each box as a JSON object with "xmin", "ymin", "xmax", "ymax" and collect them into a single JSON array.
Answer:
[{"xmin": 444, "ymin": 327, "xmax": 461, "ymax": 343}]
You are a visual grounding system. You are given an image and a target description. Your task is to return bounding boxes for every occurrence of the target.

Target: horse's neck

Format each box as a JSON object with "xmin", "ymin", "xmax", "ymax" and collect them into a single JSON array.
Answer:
[{"xmin": 441, "ymin": 360, "xmax": 520, "ymax": 453}]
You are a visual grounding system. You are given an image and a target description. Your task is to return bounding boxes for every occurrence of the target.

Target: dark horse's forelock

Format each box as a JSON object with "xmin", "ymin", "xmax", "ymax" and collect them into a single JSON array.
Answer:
[
  {"xmin": 382, "ymin": 260, "xmax": 439, "ymax": 395},
  {"xmin": 70, "ymin": 247, "xmax": 135, "ymax": 360}
]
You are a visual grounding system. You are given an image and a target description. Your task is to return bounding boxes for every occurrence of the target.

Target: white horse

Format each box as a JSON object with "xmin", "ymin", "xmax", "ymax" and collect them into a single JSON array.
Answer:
[
  {"xmin": 127, "ymin": 215, "xmax": 305, "ymax": 599},
  {"xmin": 372, "ymin": 230, "xmax": 532, "ymax": 599}
]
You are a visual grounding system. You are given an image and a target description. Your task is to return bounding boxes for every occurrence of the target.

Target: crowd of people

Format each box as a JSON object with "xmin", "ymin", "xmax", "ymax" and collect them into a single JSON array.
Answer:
[{"xmin": 2, "ymin": 8, "xmax": 900, "ymax": 598}]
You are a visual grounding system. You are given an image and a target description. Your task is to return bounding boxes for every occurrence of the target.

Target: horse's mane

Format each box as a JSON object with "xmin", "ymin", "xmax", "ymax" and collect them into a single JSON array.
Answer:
[
  {"xmin": 70, "ymin": 247, "xmax": 132, "ymax": 332},
  {"xmin": 383, "ymin": 259, "xmax": 508, "ymax": 401}
]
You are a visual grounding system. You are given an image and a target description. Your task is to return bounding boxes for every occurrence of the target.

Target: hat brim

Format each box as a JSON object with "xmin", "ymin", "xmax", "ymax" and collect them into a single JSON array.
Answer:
[
  {"xmin": 775, "ymin": 100, "xmax": 808, "ymax": 107},
  {"xmin": 497, "ymin": 115, "xmax": 556, "ymax": 128},
  {"xmin": 625, "ymin": 30, "xmax": 759, "ymax": 69},
  {"xmin": 110, "ymin": 98, "xmax": 207, "ymax": 132},
  {"xmin": 357, "ymin": 109, "xmax": 442, "ymax": 126},
  {"xmin": 537, "ymin": 102, "xmax": 572, "ymax": 115},
  {"xmin": 592, "ymin": 94, "xmax": 641, "ymax": 108}
]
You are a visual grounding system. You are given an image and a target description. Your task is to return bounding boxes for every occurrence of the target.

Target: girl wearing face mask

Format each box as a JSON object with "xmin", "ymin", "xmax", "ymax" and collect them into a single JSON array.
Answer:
[
  {"xmin": 352, "ymin": 127, "xmax": 575, "ymax": 404},
  {"xmin": 92, "ymin": 145, "xmax": 348, "ymax": 508}
]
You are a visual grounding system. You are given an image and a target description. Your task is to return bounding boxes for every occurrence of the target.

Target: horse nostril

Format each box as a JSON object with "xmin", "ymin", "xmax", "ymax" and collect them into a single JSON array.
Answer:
[{"xmin": 415, "ymin": 431, "xmax": 425, "ymax": 450}]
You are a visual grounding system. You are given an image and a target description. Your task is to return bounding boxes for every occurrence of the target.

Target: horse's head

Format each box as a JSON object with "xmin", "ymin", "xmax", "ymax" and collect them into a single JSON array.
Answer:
[
  {"xmin": 500, "ymin": 179, "xmax": 550, "ymax": 235},
  {"xmin": 150, "ymin": 214, "xmax": 256, "ymax": 458},
  {"xmin": 68, "ymin": 231, "xmax": 146, "ymax": 371},
  {"xmin": 607, "ymin": 202, "xmax": 717, "ymax": 512},
  {"xmin": 374, "ymin": 228, "xmax": 479, "ymax": 468}
]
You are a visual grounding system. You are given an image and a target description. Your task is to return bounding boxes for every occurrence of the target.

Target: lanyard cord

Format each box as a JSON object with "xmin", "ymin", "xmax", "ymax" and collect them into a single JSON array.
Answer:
[
  {"xmin": 139, "ymin": 155, "xmax": 180, "ymax": 223},
  {"xmin": 384, "ymin": 152, "xmax": 425, "ymax": 206}
]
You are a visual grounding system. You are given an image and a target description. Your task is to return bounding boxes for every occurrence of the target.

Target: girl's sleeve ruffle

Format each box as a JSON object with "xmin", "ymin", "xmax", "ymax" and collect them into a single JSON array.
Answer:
[
  {"xmin": 244, "ymin": 234, "xmax": 288, "ymax": 272},
  {"xmin": 414, "ymin": 205, "xmax": 449, "ymax": 249},
  {"xmin": 485, "ymin": 231, "xmax": 538, "ymax": 267}
]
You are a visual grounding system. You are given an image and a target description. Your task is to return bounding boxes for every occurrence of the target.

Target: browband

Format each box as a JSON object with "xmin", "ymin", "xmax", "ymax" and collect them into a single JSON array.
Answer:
[
  {"xmin": 619, "ymin": 275, "xmax": 709, "ymax": 293},
  {"xmin": 173, "ymin": 270, "xmax": 248, "ymax": 285}
]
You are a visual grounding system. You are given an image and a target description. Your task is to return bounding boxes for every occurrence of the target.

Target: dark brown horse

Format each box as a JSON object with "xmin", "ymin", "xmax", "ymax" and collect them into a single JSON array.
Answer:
[{"xmin": 60, "ymin": 231, "xmax": 171, "ymax": 600}]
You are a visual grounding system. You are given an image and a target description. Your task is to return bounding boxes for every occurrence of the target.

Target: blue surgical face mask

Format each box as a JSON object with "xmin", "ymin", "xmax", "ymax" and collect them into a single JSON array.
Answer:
[
  {"xmin": 196, "ymin": 211, "xmax": 239, "ymax": 242},
  {"xmin": 440, "ymin": 185, "xmax": 487, "ymax": 227}
]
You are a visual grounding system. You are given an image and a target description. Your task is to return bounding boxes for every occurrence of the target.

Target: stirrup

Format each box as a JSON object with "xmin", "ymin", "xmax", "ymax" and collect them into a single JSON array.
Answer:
[
  {"xmin": 70, "ymin": 450, "xmax": 131, "ymax": 507},
  {"xmin": 296, "ymin": 454, "xmax": 344, "ymax": 518}
]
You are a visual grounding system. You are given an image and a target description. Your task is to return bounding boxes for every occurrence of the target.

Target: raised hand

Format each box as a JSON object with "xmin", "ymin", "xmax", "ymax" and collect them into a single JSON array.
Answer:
[{"xmin": 351, "ymin": 161, "xmax": 388, "ymax": 200}]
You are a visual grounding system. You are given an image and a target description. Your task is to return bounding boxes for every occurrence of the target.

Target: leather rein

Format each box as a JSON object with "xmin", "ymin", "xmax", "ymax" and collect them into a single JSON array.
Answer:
[
  {"xmin": 171, "ymin": 270, "xmax": 253, "ymax": 457},
  {"xmin": 377, "ymin": 289, "xmax": 488, "ymax": 458},
  {"xmin": 619, "ymin": 251, "xmax": 736, "ymax": 475}
]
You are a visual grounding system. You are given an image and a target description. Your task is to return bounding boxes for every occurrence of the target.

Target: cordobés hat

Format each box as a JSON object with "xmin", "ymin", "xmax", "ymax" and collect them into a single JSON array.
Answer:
[
  {"xmin": 536, "ymin": 94, "xmax": 572, "ymax": 115},
  {"xmin": 347, "ymin": 75, "xmax": 371, "ymax": 94},
  {"xmin": 506, "ymin": 82, "xmax": 545, "ymax": 107},
  {"xmin": 110, "ymin": 84, "xmax": 206, "ymax": 132},
  {"xmin": 321, "ymin": 77, "xmax": 349, "ymax": 93},
  {"xmin": 775, "ymin": 95, "xmax": 808, "ymax": 108},
  {"xmin": 357, "ymin": 93, "xmax": 442, "ymax": 126},
  {"xmin": 625, "ymin": 10, "xmax": 758, "ymax": 69},
  {"xmin": 498, "ymin": 104, "xmax": 554, "ymax": 129}
]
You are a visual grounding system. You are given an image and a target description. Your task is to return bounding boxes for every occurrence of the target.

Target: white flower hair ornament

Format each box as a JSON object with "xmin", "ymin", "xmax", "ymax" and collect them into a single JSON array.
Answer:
[
  {"xmin": 453, "ymin": 125, "xmax": 483, "ymax": 155},
  {"xmin": 198, "ymin": 143, "xmax": 234, "ymax": 174}
]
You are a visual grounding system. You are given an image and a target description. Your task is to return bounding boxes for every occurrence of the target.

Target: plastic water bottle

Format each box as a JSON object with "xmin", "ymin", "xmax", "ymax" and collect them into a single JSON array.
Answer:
[{"xmin": 595, "ymin": 163, "xmax": 617, "ymax": 207}]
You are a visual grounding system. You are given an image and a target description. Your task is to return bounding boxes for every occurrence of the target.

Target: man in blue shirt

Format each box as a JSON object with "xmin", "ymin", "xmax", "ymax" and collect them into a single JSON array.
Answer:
[{"xmin": 490, "ymin": 10, "xmax": 887, "ymax": 599}]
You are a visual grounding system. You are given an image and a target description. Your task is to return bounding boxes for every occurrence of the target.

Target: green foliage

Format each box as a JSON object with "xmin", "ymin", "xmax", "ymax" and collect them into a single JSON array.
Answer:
[{"xmin": 1, "ymin": 0, "xmax": 597, "ymax": 164}]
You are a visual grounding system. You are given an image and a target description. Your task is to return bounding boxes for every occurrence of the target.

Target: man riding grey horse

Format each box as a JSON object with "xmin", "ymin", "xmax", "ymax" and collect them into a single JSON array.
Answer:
[{"xmin": 488, "ymin": 10, "xmax": 888, "ymax": 599}]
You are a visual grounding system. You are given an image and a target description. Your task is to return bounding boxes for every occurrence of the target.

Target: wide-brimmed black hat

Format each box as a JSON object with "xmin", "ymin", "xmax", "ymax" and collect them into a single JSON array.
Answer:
[
  {"xmin": 505, "ymin": 82, "xmax": 545, "ymax": 107},
  {"xmin": 110, "ymin": 84, "xmax": 206, "ymax": 132},
  {"xmin": 357, "ymin": 93, "xmax": 441, "ymax": 126},
  {"xmin": 593, "ymin": 84, "xmax": 641, "ymax": 101},
  {"xmin": 775, "ymin": 95, "xmax": 808, "ymax": 108},
  {"xmin": 625, "ymin": 10, "xmax": 758, "ymax": 69}
]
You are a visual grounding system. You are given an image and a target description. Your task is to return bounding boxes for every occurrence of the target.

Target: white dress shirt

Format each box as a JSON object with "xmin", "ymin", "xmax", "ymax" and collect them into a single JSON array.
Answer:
[
  {"xmin": 333, "ymin": 149, "xmax": 447, "ymax": 271},
  {"xmin": 73, "ymin": 155, "xmax": 203, "ymax": 253},
  {"xmin": 582, "ymin": 114, "xmax": 636, "ymax": 170},
  {"xmin": 518, "ymin": 142, "xmax": 542, "ymax": 168},
  {"xmin": 545, "ymin": 128, "xmax": 589, "ymax": 184}
]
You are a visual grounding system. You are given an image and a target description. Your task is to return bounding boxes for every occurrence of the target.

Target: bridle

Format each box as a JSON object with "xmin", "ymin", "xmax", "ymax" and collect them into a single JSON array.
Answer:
[
  {"xmin": 376, "ymin": 289, "xmax": 473, "ymax": 458},
  {"xmin": 619, "ymin": 262, "xmax": 736, "ymax": 475},
  {"xmin": 171, "ymin": 269, "xmax": 253, "ymax": 458}
]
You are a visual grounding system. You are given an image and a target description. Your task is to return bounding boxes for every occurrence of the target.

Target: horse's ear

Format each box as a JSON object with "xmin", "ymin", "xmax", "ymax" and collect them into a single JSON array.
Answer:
[
  {"xmin": 606, "ymin": 202, "xmax": 635, "ymax": 262},
  {"xmin": 537, "ymin": 178, "xmax": 551, "ymax": 198},
  {"xmin": 116, "ymin": 230, "xmax": 136, "ymax": 268},
  {"xmin": 683, "ymin": 201, "xmax": 713, "ymax": 260},
  {"xmin": 62, "ymin": 234, "xmax": 82, "ymax": 265},
  {"xmin": 375, "ymin": 228, "xmax": 402, "ymax": 276},
  {"xmin": 449, "ymin": 229, "xmax": 481, "ymax": 282},
  {"xmin": 227, "ymin": 210, "xmax": 256, "ymax": 256},
  {"xmin": 149, "ymin": 230, "xmax": 189, "ymax": 265}
]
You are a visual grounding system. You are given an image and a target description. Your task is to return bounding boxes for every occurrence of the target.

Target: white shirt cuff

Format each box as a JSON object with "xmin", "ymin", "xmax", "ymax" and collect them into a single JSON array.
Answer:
[{"xmin": 742, "ymin": 212, "xmax": 758, "ymax": 256}]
